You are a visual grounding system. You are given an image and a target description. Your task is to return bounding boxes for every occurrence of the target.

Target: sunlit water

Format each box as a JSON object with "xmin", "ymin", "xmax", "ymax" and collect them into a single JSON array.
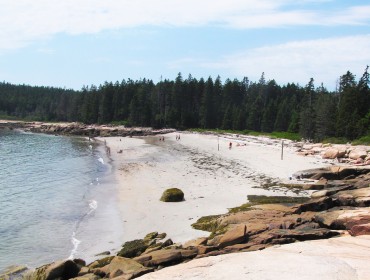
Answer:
[{"xmin": 0, "ymin": 129, "xmax": 123, "ymax": 271}]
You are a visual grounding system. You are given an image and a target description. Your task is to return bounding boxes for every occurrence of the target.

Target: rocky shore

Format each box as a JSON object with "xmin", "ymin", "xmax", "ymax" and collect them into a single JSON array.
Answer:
[
  {"xmin": 0, "ymin": 121, "xmax": 175, "ymax": 137},
  {"xmin": 1, "ymin": 122, "xmax": 370, "ymax": 279},
  {"xmin": 2, "ymin": 164, "xmax": 370, "ymax": 280}
]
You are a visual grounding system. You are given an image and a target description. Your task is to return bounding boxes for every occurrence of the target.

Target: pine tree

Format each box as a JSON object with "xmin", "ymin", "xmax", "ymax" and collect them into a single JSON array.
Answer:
[{"xmin": 299, "ymin": 78, "xmax": 315, "ymax": 140}]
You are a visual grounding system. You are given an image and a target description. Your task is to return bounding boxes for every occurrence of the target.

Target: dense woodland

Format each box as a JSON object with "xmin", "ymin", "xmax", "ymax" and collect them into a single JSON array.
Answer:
[{"xmin": 0, "ymin": 67, "xmax": 369, "ymax": 141}]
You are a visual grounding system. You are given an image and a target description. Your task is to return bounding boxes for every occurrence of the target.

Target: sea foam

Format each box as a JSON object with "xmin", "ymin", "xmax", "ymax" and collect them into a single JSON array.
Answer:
[{"xmin": 68, "ymin": 232, "xmax": 81, "ymax": 260}]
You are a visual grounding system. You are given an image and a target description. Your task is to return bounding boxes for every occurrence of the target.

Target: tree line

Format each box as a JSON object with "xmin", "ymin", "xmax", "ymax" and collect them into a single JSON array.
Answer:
[{"xmin": 0, "ymin": 67, "xmax": 369, "ymax": 141}]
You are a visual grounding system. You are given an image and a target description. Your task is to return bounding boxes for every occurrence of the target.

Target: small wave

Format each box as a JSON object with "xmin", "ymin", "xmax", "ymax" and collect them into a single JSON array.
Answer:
[
  {"xmin": 68, "ymin": 232, "xmax": 81, "ymax": 260},
  {"xmin": 98, "ymin": 157, "xmax": 104, "ymax": 164},
  {"xmin": 88, "ymin": 200, "xmax": 98, "ymax": 214}
]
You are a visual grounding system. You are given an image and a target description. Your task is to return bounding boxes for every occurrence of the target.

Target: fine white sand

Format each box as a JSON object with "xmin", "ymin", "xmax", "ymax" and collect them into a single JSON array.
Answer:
[{"xmin": 100, "ymin": 132, "xmax": 330, "ymax": 246}]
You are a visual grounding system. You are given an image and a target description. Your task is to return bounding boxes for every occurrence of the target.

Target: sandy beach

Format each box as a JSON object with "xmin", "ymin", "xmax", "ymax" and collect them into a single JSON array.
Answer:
[
  {"xmin": 100, "ymin": 132, "xmax": 329, "ymax": 246},
  {"xmin": 91, "ymin": 132, "xmax": 370, "ymax": 280}
]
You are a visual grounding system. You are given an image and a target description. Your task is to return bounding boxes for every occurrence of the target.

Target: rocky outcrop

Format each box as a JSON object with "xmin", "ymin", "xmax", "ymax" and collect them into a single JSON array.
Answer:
[
  {"xmin": 29, "ymin": 259, "xmax": 81, "ymax": 280},
  {"xmin": 117, "ymin": 240, "xmax": 150, "ymax": 258},
  {"xmin": 0, "ymin": 121, "xmax": 175, "ymax": 137},
  {"xmin": 218, "ymin": 224, "xmax": 247, "ymax": 248},
  {"xmin": 90, "ymin": 256, "xmax": 153, "ymax": 279},
  {"xmin": 12, "ymin": 165, "xmax": 370, "ymax": 280},
  {"xmin": 0, "ymin": 265, "xmax": 29, "ymax": 280},
  {"xmin": 296, "ymin": 143, "xmax": 370, "ymax": 165},
  {"xmin": 349, "ymin": 223, "xmax": 370, "ymax": 236}
]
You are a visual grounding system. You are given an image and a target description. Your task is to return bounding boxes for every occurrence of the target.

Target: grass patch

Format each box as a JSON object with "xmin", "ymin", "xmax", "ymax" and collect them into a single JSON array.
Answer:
[
  {"xmin": 322, "ymin": 137, "xmax": 349, "ymax": 144},
  {"xmin": 187, "ymin": 128, "xmax": 300, "ymax": 141},
  {"xmin": 247, "ymin": 195, "xmax": 309, "ymax": 204},
  {"xmin": 191, "ymin": 215, "xmax": 222, "ymax": 232},
  {"xmin": 352, "ymin": 135, "xmax": 370, "ymax": 146},
  {"xmin": 191, "ymin": 215, "xmax": 229, "ymax": 239},
  {"xmin": 228, "ymin": 195, "xmax": 309, "ymax": 214},
  {"xmin": 269, "ymin": 132, "xmax": 301, "ymax": 141},
  {"xmin": 228, "ymin": 203, "xmax": 255, "ymax": 213},
  {"xmin": 322, "ymin": 135, "xmax": 370, "ymax": 146},
  {"xmin": 110, "ymin": 120, "xmax": 130, "ymax": 126}
]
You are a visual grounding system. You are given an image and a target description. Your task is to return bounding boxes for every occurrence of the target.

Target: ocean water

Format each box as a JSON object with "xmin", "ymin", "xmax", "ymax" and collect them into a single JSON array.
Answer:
[{"xmin": 0, "ymin": 129, "xmax": 123, "ymax": 271}]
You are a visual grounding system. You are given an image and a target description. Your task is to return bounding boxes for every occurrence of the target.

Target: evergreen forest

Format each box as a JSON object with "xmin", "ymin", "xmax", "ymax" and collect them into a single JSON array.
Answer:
[{"xmin": 0, "ymin": 67, "xmax": 369, "ymax": 142}]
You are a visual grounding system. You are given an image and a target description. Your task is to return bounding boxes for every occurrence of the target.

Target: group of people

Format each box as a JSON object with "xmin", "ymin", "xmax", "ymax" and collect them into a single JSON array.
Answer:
[{"xmin": 158, "ymin": 134, "xmax": 181, "ymax": 141}]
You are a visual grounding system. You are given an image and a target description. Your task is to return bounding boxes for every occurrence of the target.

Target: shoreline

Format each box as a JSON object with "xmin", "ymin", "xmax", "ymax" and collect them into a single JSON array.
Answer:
[
  {"xmin": 100, "ymin": 132, "xmax": 331, "ymax": 245},
  {"xmin": 1, "ymin": 123, "xmax": 370, "ymax": 279}
]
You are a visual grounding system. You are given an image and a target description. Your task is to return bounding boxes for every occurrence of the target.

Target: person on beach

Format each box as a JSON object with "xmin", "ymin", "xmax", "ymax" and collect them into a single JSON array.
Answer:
[{"xmin": 229, "ymin": 142, "xmax": 232, "ymax": 149}]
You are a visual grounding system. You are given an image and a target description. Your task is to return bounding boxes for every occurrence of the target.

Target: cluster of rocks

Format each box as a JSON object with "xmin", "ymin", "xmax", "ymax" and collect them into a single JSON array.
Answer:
[
  {"xmin": 4, "ymin": 166, "xmax": 369, "ymax": 280},
  {"xmin": 297, "ymin": 143, "xmax": 370, "ymax": 165},
  {"xmin": 0, "ymin": 121, "xmax": 175, "ymax": 137}
]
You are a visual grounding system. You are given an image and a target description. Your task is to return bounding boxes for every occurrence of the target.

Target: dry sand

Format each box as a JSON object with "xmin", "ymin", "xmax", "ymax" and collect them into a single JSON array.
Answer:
[
  {"xmin": 97, "ymin": 132, "xmax": 370, "ymax": 279},
  {"xmin": 100, "ymin": 132, "xmax": 329, "ymax": 245}
]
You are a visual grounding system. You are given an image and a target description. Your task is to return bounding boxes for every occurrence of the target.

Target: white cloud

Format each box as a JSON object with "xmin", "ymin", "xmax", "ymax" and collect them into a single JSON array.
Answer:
[
  {"xmin": 201, "ymin": 34, "xmax": 370, "ymax": 89},
  {"xmin": 0, "ymin": 0, "xmax": 370, "ymax": 51}
]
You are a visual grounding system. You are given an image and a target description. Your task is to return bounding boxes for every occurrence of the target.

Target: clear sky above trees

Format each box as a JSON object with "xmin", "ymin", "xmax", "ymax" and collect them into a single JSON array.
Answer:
[{"xmin": 0, "ymin": 0, "xmax": 369, "ymax": 90}]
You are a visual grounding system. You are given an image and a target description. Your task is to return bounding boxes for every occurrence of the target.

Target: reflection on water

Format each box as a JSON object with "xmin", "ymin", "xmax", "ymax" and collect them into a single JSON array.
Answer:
[{"xmin": 0, "ymin": 129, "xmax": 122, "ymax": 271}]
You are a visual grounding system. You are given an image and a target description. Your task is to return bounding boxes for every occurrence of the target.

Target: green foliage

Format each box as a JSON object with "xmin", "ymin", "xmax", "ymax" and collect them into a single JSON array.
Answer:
[
  {"xmin": 191, "ymin": 215, "xmax": 221, "ymax": 232},
  {"xmin": 269, "ymin": 132, "xmax": 301, "ymax": 141},
  {"xmin": 228, "ymin": 195, "xmax": 309, "ymax": 213},
  {"xmin": 110, "ymin": 120, "xmax": 130, "ymax": 126},
  {"xmin": 352, "ymin": 135, "xmax": 370, "ymax": 145},
  {"xmin": 1, "ymin": 67, "xmax": 369, "ymax": 141},
  {"xmin": 322, "ymin": 137, "xmax": 349, "ymax": 144}
]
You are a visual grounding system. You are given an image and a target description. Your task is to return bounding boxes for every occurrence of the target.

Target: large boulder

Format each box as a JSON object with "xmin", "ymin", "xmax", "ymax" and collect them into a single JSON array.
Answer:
[
  {"xmin": 0, "ymin": 265, "xmax": 29, "ymax": 280},
  {"xmin": 322, "ymin": 148, "xmax": 340, "ymax": 159},
  {"xmin": 348, "ymin": 149, "xmax": 368, "ymax": 160},
  {"xmin": 92, "ymin": 256, "xmax": 153, "ymax": 279},
  {"xmin": 88, "ymin": 256, "xmax": 114, "ymax": 269},
  {"xmin": 294, "ymin": 197, "xmax": 334, "ymax": 213},
  {"xmin": 218, "ymin": 224, "xmax": 247, "ymax": 248},
  {"xmin": 30, "ymin": 259, "xmax": 81, "ymax": 280},
  {"xmin": 183, "ymin": 237, "xmax": 208, "ymax": 248},
  {"xmin": 117, "ymin": 239, "xmax": 149, "ymax": 258},
  {"xmin": 332, "ymin": 188, "xmax": 370, "ymax": 207},
  {"xmin": 268, "ymin": 227, "xmax": 340, "ymax": 241},
  {"xmin": 160, "ymin": 188, "xmax": 184, "ymax": 202},
  {"xmin": 296, "ymin": 166, "xmax": 370, "ymax": 180},
  {"xmin": 314, "ymin": 208, "xmax": 370, "ymax": 231},
  {"xmin": 349, "ymin": 223, "xmax": 370, "ymax": 236},
  {"xmin": 137, "ymin": 249, "xmax": 183, "ymax": 267}
]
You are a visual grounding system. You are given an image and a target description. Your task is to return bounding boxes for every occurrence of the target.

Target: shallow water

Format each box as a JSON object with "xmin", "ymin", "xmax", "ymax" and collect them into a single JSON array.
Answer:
[{"xmin": 0, "ymin": 129, "xmax": 123, "ymax": 271}]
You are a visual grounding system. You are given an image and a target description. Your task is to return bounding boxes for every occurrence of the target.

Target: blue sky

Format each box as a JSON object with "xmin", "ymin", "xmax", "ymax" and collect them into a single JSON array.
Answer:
[{"xmin": 0, "ymin": 0, "xmax": 370, "ymax": 90}]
